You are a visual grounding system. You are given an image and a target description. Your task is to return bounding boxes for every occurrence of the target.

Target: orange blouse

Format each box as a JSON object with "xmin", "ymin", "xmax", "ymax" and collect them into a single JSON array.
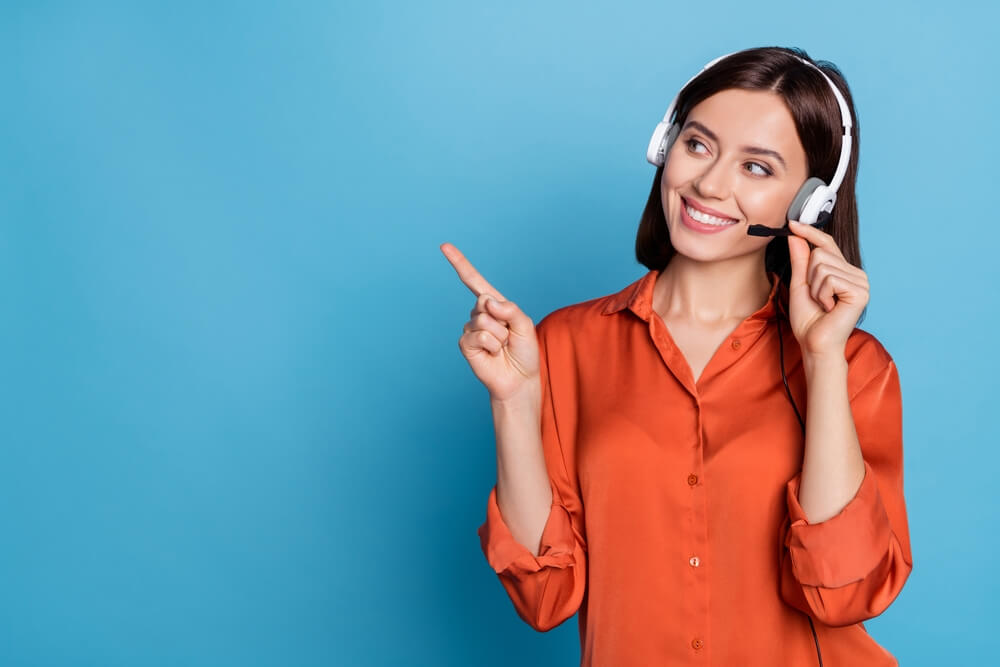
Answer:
[{"xmin": 478, "ymin": 268, "xmax": 913, "ymax": 666}]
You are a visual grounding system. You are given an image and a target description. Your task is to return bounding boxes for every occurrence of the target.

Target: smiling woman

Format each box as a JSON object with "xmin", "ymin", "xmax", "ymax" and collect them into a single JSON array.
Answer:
[
  {"xmin": 664, "ymin": 87, "xmax": 811, "ymax": 249},
  {"xmin": 637, "ymin": 47, "xmax": 863, "ymax": 296},
  {"xmin": 450, "ymin": 45, "xmax": 912, "ymax": 667}
]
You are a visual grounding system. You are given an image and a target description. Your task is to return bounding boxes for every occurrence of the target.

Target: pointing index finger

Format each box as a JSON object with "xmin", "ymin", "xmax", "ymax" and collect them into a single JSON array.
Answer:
[{"xmin": 440, "ymin": 243, "xmax": 507, "ymax": 301}]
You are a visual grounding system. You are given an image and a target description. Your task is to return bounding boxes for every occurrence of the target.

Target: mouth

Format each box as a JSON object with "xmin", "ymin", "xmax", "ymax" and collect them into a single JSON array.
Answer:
[
  {"xmin": 681, "ymin": 196, "xmax": 739, "ymax": 225},
  {"xmin": 679, "ymin": 196, "xmax": 740, "ymax": 232}
]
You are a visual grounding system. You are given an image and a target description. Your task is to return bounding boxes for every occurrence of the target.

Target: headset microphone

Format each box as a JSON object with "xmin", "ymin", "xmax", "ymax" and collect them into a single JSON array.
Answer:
[{"xmin": 746, "ymin": 216, "xmax": 830, "ymax": 237}]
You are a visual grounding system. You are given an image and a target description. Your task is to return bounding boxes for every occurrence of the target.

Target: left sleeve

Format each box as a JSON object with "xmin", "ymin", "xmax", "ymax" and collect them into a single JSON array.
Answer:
[{"xmin": 779, "ymin": 356, "xmax": 914, "ymax": 627}]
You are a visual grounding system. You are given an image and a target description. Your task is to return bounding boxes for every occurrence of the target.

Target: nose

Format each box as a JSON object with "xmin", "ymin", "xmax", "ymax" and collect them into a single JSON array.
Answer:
[{"xmin": 693, "ymin": 157, "xmax": 731, "ymax": 200}]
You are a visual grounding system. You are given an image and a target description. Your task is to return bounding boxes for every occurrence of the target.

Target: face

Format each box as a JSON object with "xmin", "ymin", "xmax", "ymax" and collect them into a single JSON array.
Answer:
[{"xmin": 660, "ymin": 88, "xmax": 810, "ymax": 262}]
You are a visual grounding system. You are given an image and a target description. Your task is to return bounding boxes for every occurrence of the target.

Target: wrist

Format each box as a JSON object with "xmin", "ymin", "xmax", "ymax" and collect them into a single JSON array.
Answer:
[
  {"xmin": 802, "ymin": 351, "xmax": 848, "ymax": 378},
  {"xmin": 490, "ymin": 383, "xmax": 542, "ymax": 414}
]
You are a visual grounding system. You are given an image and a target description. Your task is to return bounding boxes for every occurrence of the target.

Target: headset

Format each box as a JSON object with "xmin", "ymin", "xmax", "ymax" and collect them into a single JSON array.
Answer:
[
  {"xmin": 645, "ymin": 50, "xmax": 853, "ymax": 236},
  {"xmin": 646, "ymin": 50, "xmax": 856, "ymax": 667}
]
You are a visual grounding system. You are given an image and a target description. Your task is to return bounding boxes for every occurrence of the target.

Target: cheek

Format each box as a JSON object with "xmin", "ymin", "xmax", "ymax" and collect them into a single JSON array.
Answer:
[
  {"xmin": 660, "ymin": 160, "xmax": 690, "ymax": 209},
  {"xmin": 659, "ymin": 169, "xmax": 674, "ymax": 208},
  {"xmin": 739, "ymin": 186, "xmax": 795, "ymax": 222},
  {"xmin": 662, "ymin": 151, "xmax": 693, "ymax": 189}
]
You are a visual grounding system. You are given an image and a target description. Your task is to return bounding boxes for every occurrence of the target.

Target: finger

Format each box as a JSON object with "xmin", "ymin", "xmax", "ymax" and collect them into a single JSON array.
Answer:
[
  {"xmin": 470, "ymin": 293, "xmax": 495, "ymax": 319},
  {"xmin": 484, "ymin": 295, "xmax": 534, "ymax": 337},
  {"xmin": 463, "ymin": 312, "xmax": 510, "ymax": 345},
  {"xmin": 807, "ymin": 249, "xmax": 867, "ymax": 287},
  {"xmin": 787, "ymin": 234, "xmax": 811, "ymax": 292},
  {"xmin": 814, "ymin": 272, "xmax": 837, "ymax": 312},
  {"xmin": 460, "ymin": 329, "xmax": 503, "ymax": 355},
  {"xmin": 807, "ymin": 259, "xmax": 838, "ymax": 294},
  {"xmin": 441, "ymin": 243, "xmax": 507, "ymax": 301},
  {"xmin": 808, "ymin": 261, "xmax": 868, "ymax": 298},
  {"xmin": 787, "ymin": 220, "xmax": 846, "ymax": 260},
  {"xmin": 813, "ymin": 269, "xmax": 868, "ymax": 311}
]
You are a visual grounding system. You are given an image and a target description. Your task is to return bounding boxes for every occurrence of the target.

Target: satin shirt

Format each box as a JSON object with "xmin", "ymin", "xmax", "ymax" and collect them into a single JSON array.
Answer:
[{"xmin": 478, "ymin": 268, "xmax": 913, "ymax": 666}]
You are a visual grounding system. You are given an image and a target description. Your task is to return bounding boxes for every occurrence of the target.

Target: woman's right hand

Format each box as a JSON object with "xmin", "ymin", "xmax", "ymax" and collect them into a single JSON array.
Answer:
[{"xmin": 440, "ymin": 242, "xmax": 540, "ymax": 403}]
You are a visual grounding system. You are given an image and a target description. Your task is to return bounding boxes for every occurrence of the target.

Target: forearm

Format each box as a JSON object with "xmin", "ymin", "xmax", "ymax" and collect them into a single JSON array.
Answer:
[
  {"xmin": 798, "ymin": 353, "xmax": 867, "ymax": 523},
  {"xmin": 491, "ymin": 388, "xmax": 553, "ymax": 558}
]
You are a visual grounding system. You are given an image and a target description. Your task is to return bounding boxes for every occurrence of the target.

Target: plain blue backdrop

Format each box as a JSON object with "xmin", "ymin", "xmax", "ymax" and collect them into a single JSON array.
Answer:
[{"xmin": 2, "ymin": 1, "xmax": 997, "ymax": 665}]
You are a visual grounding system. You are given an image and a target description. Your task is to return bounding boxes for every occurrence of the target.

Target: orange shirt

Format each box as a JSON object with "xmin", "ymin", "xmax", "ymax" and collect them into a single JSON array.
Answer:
[{"xmin": 478, "ymin": 268, "xmax": 913, "ymax": 666}]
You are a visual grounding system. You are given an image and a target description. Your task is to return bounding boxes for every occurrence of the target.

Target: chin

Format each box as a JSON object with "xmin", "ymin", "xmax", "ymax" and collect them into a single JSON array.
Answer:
[
  {"xmin": 665, "ymin": 225, "xmax": 727, "ymax": 261},
  {"xmin": 672, "ymin": 243, "xmax": 731, "ymax": 264}
]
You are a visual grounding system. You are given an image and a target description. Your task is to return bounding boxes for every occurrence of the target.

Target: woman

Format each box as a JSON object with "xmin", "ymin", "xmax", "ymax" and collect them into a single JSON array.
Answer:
[{"xmin": 441, "ymin": 46, "xmax": 912, "ymax": 666}]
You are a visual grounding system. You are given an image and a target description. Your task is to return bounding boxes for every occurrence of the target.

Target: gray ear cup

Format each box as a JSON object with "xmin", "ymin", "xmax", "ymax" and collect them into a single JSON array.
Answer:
[
  {"xmin": 661, "ymin": 123, "xmax": 680, "ymax": 166},
  {"xmin": 786, "ymin": 176, "xmax": 827, "ymax": 223},
  {"xmin": 647, "ymin": 121, "xmax": 680, "ymax": 166}
]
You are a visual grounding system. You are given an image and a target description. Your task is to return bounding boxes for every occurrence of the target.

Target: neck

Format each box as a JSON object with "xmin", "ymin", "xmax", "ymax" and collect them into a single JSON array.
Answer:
[{"xmin": 654, "ymin": 253, "xmax": 772, "ymax": 324}]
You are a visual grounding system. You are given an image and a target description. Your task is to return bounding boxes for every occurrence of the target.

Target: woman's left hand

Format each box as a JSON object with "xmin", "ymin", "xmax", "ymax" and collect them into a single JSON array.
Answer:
[{"xmin": 786, "ymin": 220, "xmax": 869, "ymax": 358}]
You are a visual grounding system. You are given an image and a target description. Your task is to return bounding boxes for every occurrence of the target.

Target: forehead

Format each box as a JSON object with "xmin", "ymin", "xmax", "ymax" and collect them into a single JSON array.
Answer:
[{"xmin": 684, "ymin": 88, "xmax": 804, "ymax": 159}]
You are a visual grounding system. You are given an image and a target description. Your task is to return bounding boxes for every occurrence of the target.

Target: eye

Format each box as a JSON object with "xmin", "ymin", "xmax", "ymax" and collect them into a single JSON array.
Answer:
[
  {"xmin": 745, "ymin": 162, "xmax": 773, "ymax": 177},
  {"xmin": 685, "ymin": 138, "xmax": 773, "ymax": 177},
  {"xmin": 685, "ymin": 138, "xmax": 708, "ymax": 154}
]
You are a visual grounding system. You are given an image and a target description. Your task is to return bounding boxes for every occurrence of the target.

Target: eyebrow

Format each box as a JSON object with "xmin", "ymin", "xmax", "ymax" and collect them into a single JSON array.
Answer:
[{"xmin": 681, "ymin": 120, "xmax": 787, "ymax": 170}]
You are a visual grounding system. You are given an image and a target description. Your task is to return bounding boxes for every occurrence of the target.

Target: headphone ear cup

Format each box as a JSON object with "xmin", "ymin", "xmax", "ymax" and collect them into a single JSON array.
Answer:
[
  {"xmin": 662, "ymin": 123, "xmax": 679, "ymax": 163},
  {"xmin": 787, "ymin": 177, "xmax": 827, "ymax": 224},
  {"xmin": 646, "ymin": 122, "xmax": 680, "ymax": 166},
  {"xmin": 801, "ymin": 183, "xmax": 836, "ymax": 227}
]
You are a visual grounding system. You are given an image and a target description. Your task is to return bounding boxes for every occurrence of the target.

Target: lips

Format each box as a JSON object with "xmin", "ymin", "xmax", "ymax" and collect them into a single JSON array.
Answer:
[
  {"xmin": 680, "ymin": 202, "xmax": 736, "ymax": 234},
  {"xmin": 682, "ymin": 196, "xmax": 738, "ymax": 222}
]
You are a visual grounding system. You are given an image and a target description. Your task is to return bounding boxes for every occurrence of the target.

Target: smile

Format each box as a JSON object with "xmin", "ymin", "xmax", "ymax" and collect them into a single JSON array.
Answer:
[{"xmin": 683, "ymin": 204, "xmax": 738, "ymax": 226}]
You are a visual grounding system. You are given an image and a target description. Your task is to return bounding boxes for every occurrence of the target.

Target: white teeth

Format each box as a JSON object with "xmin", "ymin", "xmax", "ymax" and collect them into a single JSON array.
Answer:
[{"xmin": 685, "ymin": 204, "xmax": 737, "ymax": 226}]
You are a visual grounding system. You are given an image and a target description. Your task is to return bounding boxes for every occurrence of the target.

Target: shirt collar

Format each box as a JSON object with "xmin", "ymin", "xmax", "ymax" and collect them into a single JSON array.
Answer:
[{"xmin": 600, "ymin": 268, "xmax": 787, "ymax": 323}]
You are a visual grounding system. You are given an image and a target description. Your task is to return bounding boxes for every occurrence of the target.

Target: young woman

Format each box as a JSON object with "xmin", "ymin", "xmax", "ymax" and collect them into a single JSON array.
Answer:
[{"xmin": 442, "ymin": 46, "xmax": 912, "ymax": 666}]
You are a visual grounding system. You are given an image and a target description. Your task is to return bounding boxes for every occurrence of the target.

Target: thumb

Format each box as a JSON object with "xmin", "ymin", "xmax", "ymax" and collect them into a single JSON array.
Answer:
[
  {"xmin": 786, "ymin": 231, "xmax": 810, "ymax": 291},
  {"xmin": 485, "ymin": 296, "xmax": 533, "ymax": 337}
]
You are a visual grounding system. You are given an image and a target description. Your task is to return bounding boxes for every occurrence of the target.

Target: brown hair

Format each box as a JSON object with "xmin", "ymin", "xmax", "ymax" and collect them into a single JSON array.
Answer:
[{"xmin": 635, "ymin": 45, "xmax": 867, "ymax": 324}]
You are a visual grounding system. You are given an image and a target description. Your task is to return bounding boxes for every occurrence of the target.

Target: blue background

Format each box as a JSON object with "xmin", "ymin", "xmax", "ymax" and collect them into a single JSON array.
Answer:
[{"xmin": 2, "ymin": 1, "xmax": 996, "ymax": 665}]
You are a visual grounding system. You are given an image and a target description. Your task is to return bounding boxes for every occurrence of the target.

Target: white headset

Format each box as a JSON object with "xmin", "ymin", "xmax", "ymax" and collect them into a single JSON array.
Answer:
[{"xmin": 645, "ymin": 50, "xmax": 853, "ymax": 227}]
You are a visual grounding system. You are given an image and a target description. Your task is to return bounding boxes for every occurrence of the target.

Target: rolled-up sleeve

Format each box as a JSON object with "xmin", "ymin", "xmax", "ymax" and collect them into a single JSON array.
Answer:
[
  {"xmin": 779, "ymin": 354, "xmax": 914, "ymax": 627},
  {"xmin": 477, "ymin": 315, "xmax": 587, "ymax": 632}
]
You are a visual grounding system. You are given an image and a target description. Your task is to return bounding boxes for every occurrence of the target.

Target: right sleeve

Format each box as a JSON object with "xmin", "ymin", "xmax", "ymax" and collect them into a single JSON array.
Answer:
[{"xmin": 476, "ymin": 315, "xmax": 588, "ymax": 632}]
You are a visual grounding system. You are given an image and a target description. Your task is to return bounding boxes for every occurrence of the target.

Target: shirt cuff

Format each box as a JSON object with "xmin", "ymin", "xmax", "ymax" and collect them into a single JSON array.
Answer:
[
  {"xmin": 478, "ymin": 485, "xmax": 577, "ymax": 579},
  {"xmin": 784, "ymin": 460, "xmax": 892, "ymax": 588}
]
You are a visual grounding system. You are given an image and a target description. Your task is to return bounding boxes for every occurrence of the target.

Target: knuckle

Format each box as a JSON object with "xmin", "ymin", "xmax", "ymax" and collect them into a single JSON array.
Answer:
[
  {"xmin": 471, "ymin": 295, "xmax": 489, "ymax": 316},
  {"xmin": 474, "ymin": 316, "xmax": 497, "ymax": 333}
]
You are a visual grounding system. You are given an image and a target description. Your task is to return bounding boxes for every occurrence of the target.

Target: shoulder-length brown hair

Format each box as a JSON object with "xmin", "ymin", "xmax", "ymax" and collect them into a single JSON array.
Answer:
[{"xmin": 635, "ymin": 45, "xmax": 866, "ymax": 324}]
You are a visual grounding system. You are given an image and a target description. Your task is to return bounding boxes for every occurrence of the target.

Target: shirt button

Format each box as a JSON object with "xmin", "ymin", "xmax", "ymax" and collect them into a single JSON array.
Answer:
[
  {"xmin": 687, "ymin": 474, "xmax": 698, "ymax": 486},
  {"xmin": 692, "ymin": 638, "xmax": 704, "ymax": 650},
  {"xmin": 731, "ymin": 338, "xmax": 741, "ymax": 350},
  {"xmin": 689, "ymin": 556, "xmax": 700, "ymax": 567}
]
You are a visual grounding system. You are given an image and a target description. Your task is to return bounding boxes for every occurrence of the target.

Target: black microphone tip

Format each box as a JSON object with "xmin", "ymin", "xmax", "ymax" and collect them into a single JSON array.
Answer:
[{"xmin": 746, "ymin": 224, "xmax": 790, "ymax": 237}]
